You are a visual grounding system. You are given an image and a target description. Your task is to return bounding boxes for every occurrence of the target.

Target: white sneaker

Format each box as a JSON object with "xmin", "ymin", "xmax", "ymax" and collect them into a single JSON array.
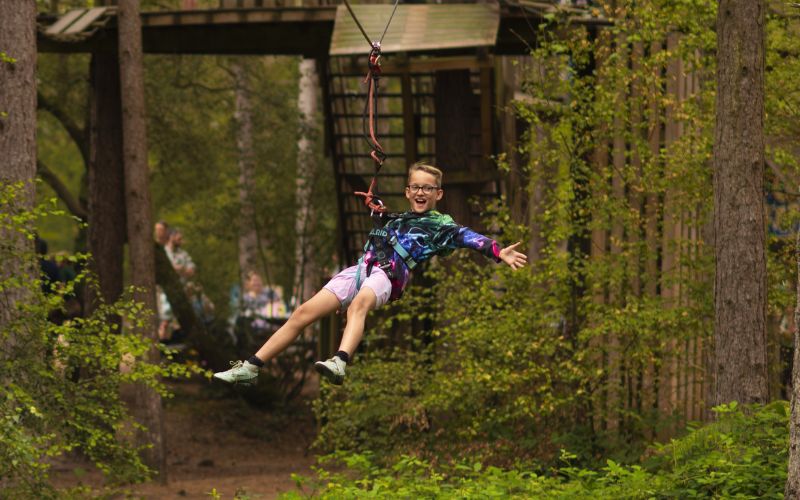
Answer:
[
  {"xmin": 213, "ymin": 360, "xmax": 259, "ymax": 385},
  {"xmin": 314, "ymin": 356, "xmax": 346, "ymax": 385}
]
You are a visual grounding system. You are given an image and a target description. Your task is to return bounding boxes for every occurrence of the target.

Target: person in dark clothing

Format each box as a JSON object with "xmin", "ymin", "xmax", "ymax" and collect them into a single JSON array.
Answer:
[{"xmin": 36, "ymin": 237, "xmax": 61, "ymax": 295}]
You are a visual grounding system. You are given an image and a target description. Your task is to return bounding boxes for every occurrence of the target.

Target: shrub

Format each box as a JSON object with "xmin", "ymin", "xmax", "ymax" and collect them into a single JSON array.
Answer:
[
  {"xmin": 289, "ymin": 402, "xmax": 788, "ymax": 499},
  {"xmin": 0, "ymin": 183, "xmax": 202, "ymax": 497}
]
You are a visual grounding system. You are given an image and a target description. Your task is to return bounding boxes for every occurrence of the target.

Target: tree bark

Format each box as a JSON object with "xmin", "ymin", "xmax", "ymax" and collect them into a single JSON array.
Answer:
[
  {"xmin": 154, "ymin": 244, "xmax": 236, "ymax": 370},
  {"xmin": 294, "ymin": 58, "xmax": 318, "ymax": 303},
  {"xmin": 117, "ymin": 0, "xmax": 166, "ymax": 481},
  {"xmin": 786, "ymin": 232, "xmax": 800, "ymax": 498},
  {"xmin": 713, "ymin": 0, "xmax": 769, "ymax": 406},
  {"xmin": 0, "ymin": 0, "xmax": 37, "ymax": 325},
  {"xmin": 87, "ymin": 52, "xmax": 126, "ymax": 310},
  {"xmin": 233, "ymin": 61, "xmax": 260, "ymax": 284}
]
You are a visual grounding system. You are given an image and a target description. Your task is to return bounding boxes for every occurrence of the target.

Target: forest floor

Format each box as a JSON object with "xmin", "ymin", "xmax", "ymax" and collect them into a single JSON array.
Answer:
[{"xmin": 51, "ymin": 376, "xmax": 320, "ymax": 499}]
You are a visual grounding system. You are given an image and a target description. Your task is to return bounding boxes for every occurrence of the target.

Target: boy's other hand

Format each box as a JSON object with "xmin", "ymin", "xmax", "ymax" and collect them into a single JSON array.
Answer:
[{"xmin": 499, "ymin": 242, "xmax": 528, "ymax": 270}]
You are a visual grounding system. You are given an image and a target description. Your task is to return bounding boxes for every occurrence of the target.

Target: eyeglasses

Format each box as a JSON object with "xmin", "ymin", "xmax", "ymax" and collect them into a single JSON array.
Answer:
[{"xmin": 406, "ymin": 184, "xmax": 440, "ymax": 194}]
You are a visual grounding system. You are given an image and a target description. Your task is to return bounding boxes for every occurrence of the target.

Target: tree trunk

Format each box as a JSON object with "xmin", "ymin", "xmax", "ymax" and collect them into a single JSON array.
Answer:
[
  {"xmin": 117, "ymin": 0, "xmax": 167, "ymax": 481},
  {"xmin": 786, "ymin": 232, "xmax": 800, "ymax": 498},
  {"xmin": 87, "ymin": 52, "xmax": 126, "ymax": 310},
  {"xmin": 713, "ymin": 0, "xmax": 769, "ymax": 406},
  {"xmin": 0, "ymin": 0, "xmax": 37, "ymax": 324},
  {"xmin": 294, "ymin": 58, "xmax": 318, "ymax": 304},
  {"xmin": 233, "ymin": 61, "xmax": 259, "ymax": 284},
  {"xmin": 154, "ymin": 244, "xmax": 236, "ymax": 369}
]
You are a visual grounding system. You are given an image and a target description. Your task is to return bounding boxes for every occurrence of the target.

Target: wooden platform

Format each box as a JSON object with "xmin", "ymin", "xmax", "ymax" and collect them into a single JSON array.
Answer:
[
  {"xmin": 38, "ymin": 7, "xmax": 338, "ymax": 56},
  {"xmin": 37, "ymin": 2, "xmax": 609, "ymax": 56}
]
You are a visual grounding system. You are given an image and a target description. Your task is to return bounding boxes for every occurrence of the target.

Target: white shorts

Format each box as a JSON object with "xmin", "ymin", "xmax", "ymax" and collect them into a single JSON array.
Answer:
[{"xmin": 323, "ymin": 262, "xmax": 392, "ymax": 309}]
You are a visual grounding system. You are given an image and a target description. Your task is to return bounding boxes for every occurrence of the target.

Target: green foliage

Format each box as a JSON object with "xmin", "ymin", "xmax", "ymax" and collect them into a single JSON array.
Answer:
[
  {"xmin": 312, "ymin": 0, "xmax": 800, "ymax": 476},
  {"xmin": 0, "ymin": 183, "xmax": 205, "ymax": 498},
  {"xmin": 315, "ymin": 0, "xmax": 724, "ymax": 465},
  {"xmin": 288, "ymin": 402, "xmax": 788, "ymax": 499},
  {"xmin": 643, "ymin": 402, "xmax": 788, "ymax": 498}
]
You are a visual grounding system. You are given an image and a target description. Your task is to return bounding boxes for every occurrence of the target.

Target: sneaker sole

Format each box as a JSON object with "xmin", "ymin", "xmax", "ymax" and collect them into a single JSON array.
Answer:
[
  {"xmin": 212, "ymin": 374, "xmax": 258, "ymax": 387},
  {"xmin": 314, "ymin": 362, "xmax": 344, "ymax": 385}
]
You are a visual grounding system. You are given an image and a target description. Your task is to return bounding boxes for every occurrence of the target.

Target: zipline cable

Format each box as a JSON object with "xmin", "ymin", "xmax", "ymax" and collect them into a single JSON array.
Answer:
[
  {"xmin": 341, "ymin": 0, "xmax": 373, "ymax": 49},
  {"xmin": 341, "ymin": 0, "xmax": 402, "ymax": 215},
  {"xmin": 379, "ymin": 0, "xmax": 400, "ymax": 45}
]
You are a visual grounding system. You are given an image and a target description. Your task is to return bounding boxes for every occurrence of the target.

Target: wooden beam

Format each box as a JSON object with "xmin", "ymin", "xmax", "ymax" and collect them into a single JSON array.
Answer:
[
  {"xmin": 140, "ymin": 7, "xmax": 335, "ymax": 27},
  {"xmin": 479, "ymin": 65, "xmax": 493, "ymax": 169},
  {"xmin": 334, "ymin": 54, "xmax": 494, "ymax": 76}
]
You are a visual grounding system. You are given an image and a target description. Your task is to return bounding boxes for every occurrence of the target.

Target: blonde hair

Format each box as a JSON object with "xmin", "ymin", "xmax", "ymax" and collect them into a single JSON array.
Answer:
[{"xmin": 408, "ymin": 162, "xmax": 443, "ymax": 186}]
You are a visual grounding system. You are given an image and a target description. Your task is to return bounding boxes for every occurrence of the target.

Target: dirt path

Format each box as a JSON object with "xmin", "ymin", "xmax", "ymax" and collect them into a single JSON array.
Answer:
[{"xmin": 53, "ymin": 378, "xmax": 320, "ymax": 499}]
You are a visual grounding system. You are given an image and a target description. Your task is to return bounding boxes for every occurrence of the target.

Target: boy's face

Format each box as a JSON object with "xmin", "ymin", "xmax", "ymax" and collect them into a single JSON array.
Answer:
[{"xmin": 405, "ymin": 170, "xmax": 443, "ymax": 213}]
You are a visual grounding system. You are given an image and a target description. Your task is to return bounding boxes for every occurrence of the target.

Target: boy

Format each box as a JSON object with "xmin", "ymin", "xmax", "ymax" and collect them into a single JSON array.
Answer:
[{"xmin": 213, "ymin": 163, "xmax": 527, "ymax": 386}]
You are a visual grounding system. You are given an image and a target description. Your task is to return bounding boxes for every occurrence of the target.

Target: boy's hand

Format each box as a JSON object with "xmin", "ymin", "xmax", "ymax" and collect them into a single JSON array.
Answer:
[{"xmin": 499, "ymin": 242, "xmax": 528, "ymax": 270}]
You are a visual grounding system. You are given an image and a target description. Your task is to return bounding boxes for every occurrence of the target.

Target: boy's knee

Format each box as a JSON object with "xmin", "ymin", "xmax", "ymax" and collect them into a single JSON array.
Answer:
[
  {"xmin": 292, "ymin": 302, "xmax": 313, "ymax": 322},
  {"xmin": 348, "ymin": 292, "xmax": 376, "ymax": 316}
]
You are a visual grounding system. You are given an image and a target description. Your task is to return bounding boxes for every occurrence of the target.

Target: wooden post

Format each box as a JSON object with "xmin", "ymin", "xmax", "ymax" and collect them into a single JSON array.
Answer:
[
  {"xmin": 434, "ymin": 69, "xmax": 474, "ymax": 226},
  {"xmin": 479, "ymin": 65, "xmax": 493, "ymax": 170},
  {"xmin": 497, "ymin": 56, "xmax": 524, "ymax": 224}
]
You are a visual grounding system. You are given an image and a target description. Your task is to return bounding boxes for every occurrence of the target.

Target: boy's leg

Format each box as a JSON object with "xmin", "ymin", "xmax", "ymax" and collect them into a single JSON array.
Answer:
[
  {"xmin": 315, "ymin": 286, "xmax": 378, "ymax": 385},
  {"xmin": 253, "ymin": 288, "xmax": 340, "ymax": 361},
  {"xmin": 213, "ymin": 289, "xmax": 340, "ymax": 384},
  {"xmin": 338, "ymin": 286, "xmax": 378, "ymax": 356}
]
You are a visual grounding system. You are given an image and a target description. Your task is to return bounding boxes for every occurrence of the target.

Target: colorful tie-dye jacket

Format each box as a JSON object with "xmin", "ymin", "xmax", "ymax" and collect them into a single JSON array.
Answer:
[{"xmin": 362, "ymin": 210, "xmax": 501, "ymax": 301}]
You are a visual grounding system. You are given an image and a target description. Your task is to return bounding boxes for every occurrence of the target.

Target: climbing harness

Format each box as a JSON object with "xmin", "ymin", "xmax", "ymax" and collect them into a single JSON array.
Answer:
[
  {"xmin": 354, "ymin": 214, "xmax": 421, "ymax": 291},
  {"xmin": 342, "ymin": 0, "xmax": 400, "ymax": 215}
]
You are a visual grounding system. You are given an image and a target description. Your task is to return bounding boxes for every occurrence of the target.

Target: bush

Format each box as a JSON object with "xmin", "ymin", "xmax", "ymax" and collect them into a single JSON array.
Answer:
[
  {"xmin": 0, "ymin": 183, "xmax": 202, "ymax": 497},
  {"xmin": 287, "ymin": 402, "xmax": 788, "ymax": 499},
  {"xmin": 313, "ymin": 254, "xmax": 606, "ymax": 464}
]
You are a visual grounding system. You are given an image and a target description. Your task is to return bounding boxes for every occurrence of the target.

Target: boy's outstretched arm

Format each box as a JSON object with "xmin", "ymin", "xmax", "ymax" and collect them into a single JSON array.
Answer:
[{"xmin": 499, "ymin": 242, "xmax": 528, "ymax": 270}]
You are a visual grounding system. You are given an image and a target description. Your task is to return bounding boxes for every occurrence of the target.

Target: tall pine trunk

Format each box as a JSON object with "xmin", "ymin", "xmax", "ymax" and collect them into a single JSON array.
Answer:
[
  {"xmin": 712, "ymin": 0, "xmax": 769, "ymax": 406},
  {"xmin": 294, "ymin": 58, "xmax": 318, "ymax": 304},
  {"xmin": 88, "ymin": 52, "xmax": 126, "ymax": 310},
  {"xmin": 786, "ymin": 232, "xmax": 800, "ymax": 497},
  {"xmin": 0, "ymin": 0, "xmax": 37, "ymax": 325},
  {"xmin": 234, "ymin": 61, "xmax": 260, "ymax": 284},
  {"xmin": 117, "ymin": 0, "xmax": 167, "ymax": 481}
]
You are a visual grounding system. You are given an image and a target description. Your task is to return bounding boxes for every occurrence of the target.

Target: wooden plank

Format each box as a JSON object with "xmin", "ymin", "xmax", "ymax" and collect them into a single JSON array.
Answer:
[
  {"xmin": 45, "ymin": 9, "xmax": 87, "ymax": 35},
  {"xmin": 330, "ymin": 4, "xmax": 500, "ymax": 56},
  {"xmin": 642, "ymin": 39, "xmax": 663, "ymax": 439},
  {"xmin": 658, "ymin": 33, "xmax": 681, "ymax": 438},
  {"xmin": 141, "ymin": 7, "xmax": 336, "ymax": 27},
  {"xmin": 62, "ymin": 7, "xmax": 108, "ymax": 35},
  {"xmin": 607, "ymin": 56, "xmax": 626, "ymax": 434}
]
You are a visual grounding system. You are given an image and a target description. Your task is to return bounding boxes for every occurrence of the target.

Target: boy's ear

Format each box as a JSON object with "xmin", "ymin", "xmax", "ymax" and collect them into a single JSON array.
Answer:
[{"xmin": 435, "ymin": 189, "xmax": 444, "ymax": 201}]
